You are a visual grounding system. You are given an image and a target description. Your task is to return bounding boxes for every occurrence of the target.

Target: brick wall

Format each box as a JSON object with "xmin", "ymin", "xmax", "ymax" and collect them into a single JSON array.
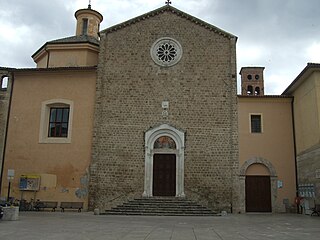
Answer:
[{"xmin": 90, "ymin": 10, "xmax": 239, "ymax": 212}]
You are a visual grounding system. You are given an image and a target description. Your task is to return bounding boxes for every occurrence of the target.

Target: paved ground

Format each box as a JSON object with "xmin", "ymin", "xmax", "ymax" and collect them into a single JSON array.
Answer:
[{"xmin": 0, "ymin": 212, "xmax": 320, "ymax": 240}]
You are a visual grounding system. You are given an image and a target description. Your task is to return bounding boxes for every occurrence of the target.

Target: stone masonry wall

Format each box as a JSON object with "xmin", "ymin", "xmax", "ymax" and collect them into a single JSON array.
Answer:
[
  {"xmin": 0, "ymin": 69, "xmax": 12, "ymax": 193},
  {"xmin": 90, "ymin": 10, "xmax": 239, "ymax": 212},
  {"xmin": 297, "ymin": 146, "xmax": 320, "ymax": 204}
]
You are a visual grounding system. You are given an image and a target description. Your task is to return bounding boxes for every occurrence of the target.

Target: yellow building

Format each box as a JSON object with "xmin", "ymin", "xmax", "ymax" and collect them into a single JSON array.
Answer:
[
  {"xmin": 0, "ymin": 5, "xmax": 101, "ymax": 209},
  {"xmin": 283, "ymin": 63, "xmax": 320, "ymax": 212}
]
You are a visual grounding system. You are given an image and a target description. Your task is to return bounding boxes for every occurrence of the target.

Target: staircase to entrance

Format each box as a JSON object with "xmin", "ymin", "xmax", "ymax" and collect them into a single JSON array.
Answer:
[{"xmin": 102, "ymin": 197, "xmax": 217, "ymax": 216}]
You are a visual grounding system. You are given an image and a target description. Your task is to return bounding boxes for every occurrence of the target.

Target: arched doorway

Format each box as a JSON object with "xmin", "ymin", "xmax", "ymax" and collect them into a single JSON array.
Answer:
[
  {"xmin": 245, "ymin": 164, "xmax": 271, "ymax": 212},
  {"xmin": 143, "ymin": 124, "xmax": 185, "ymax": 197},
  {"xmin": 239, "ymin": 157, "xmax": 277, "ymax": 213}
]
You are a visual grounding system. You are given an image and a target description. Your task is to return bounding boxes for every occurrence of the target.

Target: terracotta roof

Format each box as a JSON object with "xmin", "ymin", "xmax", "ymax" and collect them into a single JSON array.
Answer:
[
  {"xmin": 48, "ymin": 35, "xmax": 99, "ymax": 45},
  {"xmin": 101, "ymin": 5, "xmax": 237, "ymax": 40},
  {"xmin": 11, "ymin": 66, "xmax": 97, "ymax": 73},
  {"xmin": 32, "ymin": 35, "xmax": 99, "ymax": 58},
  {"xmin": 238, "ymin": 95, "xmax": 293, "ymax": 98},
  {"xmin": 282, "ymin": 63, "xmax": 320, "ymax": 95},
  {"xmin": 0, "ymin": 67, "xmax": 15, "ymax": 70}
]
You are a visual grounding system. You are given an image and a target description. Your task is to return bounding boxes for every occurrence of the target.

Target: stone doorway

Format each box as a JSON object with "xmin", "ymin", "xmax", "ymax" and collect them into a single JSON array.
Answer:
[
  {"xmin": 153, "ymin": 154, "xmax": 176, "ymax": 196},
  {"xmin": 143, "ymin": 124, "xmax": 185, "ymax": 197}
]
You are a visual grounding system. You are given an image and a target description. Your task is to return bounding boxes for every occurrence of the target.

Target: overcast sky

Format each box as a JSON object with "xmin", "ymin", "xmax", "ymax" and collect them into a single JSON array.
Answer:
[{"xmin": 1, "ymin": 0, "xmax": 319, "ymax": 94}]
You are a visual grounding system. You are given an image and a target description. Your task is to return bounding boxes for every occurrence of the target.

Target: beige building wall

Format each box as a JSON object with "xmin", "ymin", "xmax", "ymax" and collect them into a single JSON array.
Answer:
[
  {"xmin": 34, "ymin": 45, "xmax": 99, "ymax": 69},
  {"xmin": 1, "ymin": 68, "xmax": 96, "ymax": 209},
  {"xmin": 238, "ymin": 96, "xmax": 296, "ymax": 212},
  {"xmin": 284, "ymin": 65, "xmax": 320, "ymax": 205},
  {"xmin": 293, "ymin": 72, "xmax": 320, "ymax": 153}
]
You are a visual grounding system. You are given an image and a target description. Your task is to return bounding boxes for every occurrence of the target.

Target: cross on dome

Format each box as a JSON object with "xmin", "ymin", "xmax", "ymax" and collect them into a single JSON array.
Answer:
[{"xmin": 165, "ymin": 0, "xmax": 172, "ymax": 5}]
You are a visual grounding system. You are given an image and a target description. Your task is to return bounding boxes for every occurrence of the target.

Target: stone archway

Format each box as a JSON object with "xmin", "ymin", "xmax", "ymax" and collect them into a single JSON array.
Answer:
[
  {"xmin": 143, "ymin": 124, "xmax": 185, "ymax": 197},
  {"xmin": 239, "ymin": 157, "xmax": 278, "ymax": 213}
]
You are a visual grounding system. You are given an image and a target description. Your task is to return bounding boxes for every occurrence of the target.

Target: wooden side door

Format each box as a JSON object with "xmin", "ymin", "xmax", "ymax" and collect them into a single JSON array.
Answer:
[
  {"xmin": 153, "ymin": 154, "xmax": 176, "ymax": 196},
  {"xmin": 245, "ymin": 176, "xmax": 272, "ymax": 212}
]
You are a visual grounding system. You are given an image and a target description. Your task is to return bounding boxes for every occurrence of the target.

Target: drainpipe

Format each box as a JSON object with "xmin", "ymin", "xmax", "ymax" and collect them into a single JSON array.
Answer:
[
  {"xmin": 290, "ymin": 97, "xmax": 299, "ymax": 213},
  {"xmin": 45, "ymin": 47, "xmax": 50, "ymax": 68},
  {"xmin": 0, "ymin": 72, "xmax": 14, "ymax": 196}
]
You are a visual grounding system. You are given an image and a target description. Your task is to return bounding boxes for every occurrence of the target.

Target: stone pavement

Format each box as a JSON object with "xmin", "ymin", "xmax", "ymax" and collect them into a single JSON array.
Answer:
[{"xmin": 0, "ymin": 212, "xmax": 320, "ymax": 240}]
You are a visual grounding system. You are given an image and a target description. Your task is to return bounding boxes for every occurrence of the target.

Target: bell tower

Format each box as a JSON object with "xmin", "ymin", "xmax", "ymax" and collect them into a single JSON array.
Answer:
[
  {"xmin": 75, "ymin": 3, "xmax": 103, "ymax": 39},
  {"xmin": 240, "ymin": 67, "xmax": 265, "ymax": 96}
]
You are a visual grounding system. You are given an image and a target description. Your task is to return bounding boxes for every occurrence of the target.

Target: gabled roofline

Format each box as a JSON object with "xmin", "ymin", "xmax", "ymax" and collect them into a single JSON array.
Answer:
[
  {"xmin": 100, "ymin": 5, "xmax": 237, "ymax": 40},
  {"xmin": 282, "ymin": 63, "xmax": 320, "ymax": 95}
]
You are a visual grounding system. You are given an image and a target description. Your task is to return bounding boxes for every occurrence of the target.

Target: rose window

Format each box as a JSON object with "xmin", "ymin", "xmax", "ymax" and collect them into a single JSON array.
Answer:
[
  {"xmin": 151, "ymin": 37, "xmax": 182, "ymax": 67},
  {"xmin": 156, "ymin": 43, "xmax": 177, "ymax": 63}
]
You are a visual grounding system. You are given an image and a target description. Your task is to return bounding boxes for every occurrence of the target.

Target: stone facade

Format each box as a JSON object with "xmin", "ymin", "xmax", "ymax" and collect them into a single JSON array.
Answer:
[
  {"xmin": 0, "ymin": 69, "xmax": 12, "ymax": 189},
  {"xmin": 89, "ymin": 6, "xmax": 239, "ymax": 213},
  {"xmin": 297, "ymin": 146, "xmax": 320, "ymax": 203}
]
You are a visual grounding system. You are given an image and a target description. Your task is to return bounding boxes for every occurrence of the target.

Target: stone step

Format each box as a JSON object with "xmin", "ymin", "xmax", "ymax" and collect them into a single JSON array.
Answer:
[
  {"xmin": 119, "ymin": 205, "xmax": 209, "ymax": 210},
  {"xmin": 111, "ymin": 206, "xmax": 212, "ymax": 211},
  {"xmin": 105, "ymin": 208, "xmax": 215, "ymax": 214},
  {"xmin": 102, "ymin": 197, "xmax": 218, "ymax": 216}
]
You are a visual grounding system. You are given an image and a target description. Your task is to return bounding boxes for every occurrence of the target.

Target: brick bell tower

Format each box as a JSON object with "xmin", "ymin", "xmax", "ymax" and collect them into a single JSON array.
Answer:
[{"xmin": 240, "ymin": 67, "xmax": 265, "ymax": 96}]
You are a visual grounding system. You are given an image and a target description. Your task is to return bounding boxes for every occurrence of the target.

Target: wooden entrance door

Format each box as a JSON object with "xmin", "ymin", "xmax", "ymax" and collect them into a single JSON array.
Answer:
[
  {"xmin": 245, "ymin": 176, "xmax": 272, "ymax": 212},
  {"xmin": 153, "ymin": 154, "xmax": 176, "ymax": 196}
]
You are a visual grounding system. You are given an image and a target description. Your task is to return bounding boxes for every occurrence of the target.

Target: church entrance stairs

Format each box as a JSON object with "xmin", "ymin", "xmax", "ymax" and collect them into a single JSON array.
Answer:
[{"xmin": 102, "ymin": 197, "xmax": 218, "ymax": 216}]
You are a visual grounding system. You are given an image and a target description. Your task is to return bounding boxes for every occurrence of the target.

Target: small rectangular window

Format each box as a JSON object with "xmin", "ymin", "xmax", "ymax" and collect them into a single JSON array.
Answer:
[
  {"xmin": 82, "ymin": 19, "xmax": 88, "ymax": 35},
  {"xmin": 48, "ymin": 107, "xmax": 69, "ymax": 137},
  {"xmin": 251, "ymin": 114, "xmax": 262, "ymax": 133},
  {"xmin": 1, "ymin": 76, "xmax": 8, "ymax": 90}
]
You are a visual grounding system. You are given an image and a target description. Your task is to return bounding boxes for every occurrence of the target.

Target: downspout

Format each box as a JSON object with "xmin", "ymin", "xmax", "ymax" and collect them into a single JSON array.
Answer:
[
  {"xmin": 0, "ymin": 72, "xmax": 14, "ymax": 195},
  {"xmin": 45, "ymin": 47, "xmax": 50, "ymax": 68},
  {"xmin": 290, "ymin": 97, "xmax": 299, "ymax": 212},
  {"xmin": 229, "ymin": 36, "xmax": 237, "ymax": 214}
]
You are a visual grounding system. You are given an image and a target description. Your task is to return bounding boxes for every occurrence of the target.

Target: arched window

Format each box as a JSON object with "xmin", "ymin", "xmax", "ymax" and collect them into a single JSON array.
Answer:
[
  {"xmin": 154, "ymin": 136, "xmax": 176, "ymax": 149},
  {"xmin": 255, "ymin": 87, "xmax": 260, "ymax": 95},
  {"xmin": 1, "ymin": 76, "xmax": 8, "ymax": 90},
  {"xmin": 247, "ymin": 85, "xmax": 253, "ymax": 95}
]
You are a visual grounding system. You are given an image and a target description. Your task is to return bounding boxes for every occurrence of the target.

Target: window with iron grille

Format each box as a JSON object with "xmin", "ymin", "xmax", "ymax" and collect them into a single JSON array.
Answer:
[
  {"xmin": 251, "ymin": 114, "xmax": 262, "ymax": 133},
  {"xmin": 48, "ymin": 108, "xmax": 70, "ymax": 137}
]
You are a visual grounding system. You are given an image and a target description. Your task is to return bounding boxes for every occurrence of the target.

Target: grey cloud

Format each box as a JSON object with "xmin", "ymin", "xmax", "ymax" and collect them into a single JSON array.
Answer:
[{"xmin": 1, "ymin": 0, "xmax": 319, "ymax": 93}]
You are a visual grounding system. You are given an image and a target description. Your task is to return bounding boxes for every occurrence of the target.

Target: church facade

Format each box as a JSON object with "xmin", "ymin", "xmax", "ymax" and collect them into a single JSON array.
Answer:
[
  {"xmin": 1, "ymin": 4, "xmax": 315, "ymax": 214},
  {"xmin": 89, "ymin": 5, "xmax": 239, "ymax": 212}
]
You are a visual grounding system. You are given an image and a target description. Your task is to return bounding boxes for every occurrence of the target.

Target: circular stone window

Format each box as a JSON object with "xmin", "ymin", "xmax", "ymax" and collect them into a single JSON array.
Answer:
[{"xmin": 151, "ymin": 37, "xmax": 182, "ymax": 67}]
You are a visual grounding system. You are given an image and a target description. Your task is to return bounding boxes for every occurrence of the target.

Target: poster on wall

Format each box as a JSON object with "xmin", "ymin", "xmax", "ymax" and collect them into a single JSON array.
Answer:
[
  {"xmin": 298, "ymin": 184, "xmax": 315, "ymax": 198},
  {"xmin": 19, "ymin": 175, "xmax": 41, "ymax": 191}
]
